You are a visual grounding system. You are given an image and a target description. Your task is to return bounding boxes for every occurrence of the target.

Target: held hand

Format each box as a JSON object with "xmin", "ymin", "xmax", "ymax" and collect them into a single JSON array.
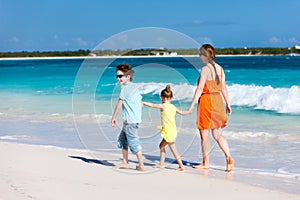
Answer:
[
  {"xmin": 226, "ymin": 104, "xmax": 232, "ymax": 116},
  {"xmin": 188, "ymin": 107, "xmax": 194, "ymax": 114},
  {"xmin": 111, "ymin": 118, "xmax": 117, "ymax": 127}
]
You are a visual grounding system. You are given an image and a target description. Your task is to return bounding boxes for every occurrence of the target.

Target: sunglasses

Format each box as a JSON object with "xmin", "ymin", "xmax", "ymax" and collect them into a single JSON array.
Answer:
[{"xmin": 116, "ymin": 74, "xmax": 128, "ymax": 79}]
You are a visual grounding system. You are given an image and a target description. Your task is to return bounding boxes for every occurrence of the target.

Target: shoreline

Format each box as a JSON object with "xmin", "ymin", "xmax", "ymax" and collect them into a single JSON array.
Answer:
[
  {"xmin": 0, "ymin": 140, "xmax": 300, "ymax": 196},
  {"xmin": 1, "ymin": 141, "xmax": 300, "ymax": 199},
  {"xmin": 0, "ymin": 54, "xmax": 299, "ymax": 60}
]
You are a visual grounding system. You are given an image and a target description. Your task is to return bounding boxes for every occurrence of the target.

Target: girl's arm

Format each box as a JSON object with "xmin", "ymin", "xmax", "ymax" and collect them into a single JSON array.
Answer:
[
  {"xmin": 142, "ymin": 101, "xmax": 163, "ymax": 109},
  {"xmin": 111, "ymin": 98, "xmax": 123, "ymax": 127},
  {"xmin": 176, "ymin": 108, "xmax": 191, "ymax": 116},
  {"xmin": 188, "ymin": 67, "xmax": 208, "ymax": 112}
]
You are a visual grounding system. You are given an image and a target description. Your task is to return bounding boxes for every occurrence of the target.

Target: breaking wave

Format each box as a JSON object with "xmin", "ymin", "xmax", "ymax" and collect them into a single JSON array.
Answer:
[{"xmin": 135, "ymin": 82, "xmax": 300, "ymax": 114}]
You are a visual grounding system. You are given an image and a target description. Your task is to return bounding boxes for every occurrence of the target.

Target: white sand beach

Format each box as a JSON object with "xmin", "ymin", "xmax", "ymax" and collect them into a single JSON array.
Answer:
[{"xmin": 0, "ymin": 141, "xmax": 299, "ymax": 200}]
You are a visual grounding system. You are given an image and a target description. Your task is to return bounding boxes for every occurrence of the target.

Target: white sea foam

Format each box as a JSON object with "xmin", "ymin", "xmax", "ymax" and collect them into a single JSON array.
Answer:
[
  {"xmin": 1, "ymin": 112, "xmax": 112, "ymax": 124},
  {"xmin": 223, "ymin": 130, "xmax": 278, "ymax": 142},
  {"xmin": 136, "ymin": 82, "xmax": 300, "ymax": 114},
  {"xmin": 236, "ymin": 167, "xmax": 300, "ymax": 180},
  {"xmin": 101, "ymin": 83, "xmax": 117, "ymax": 87},
  {"xmin": 0, "ymin": 135, "xmax": 30, "ymax": 140},
  {"xmin": 137, "ymin": 82, "xmax": 195, "ymax": 101},
  {"xmin": 229, "ymin": 84, "xmax": 300, "ymax": 114}
]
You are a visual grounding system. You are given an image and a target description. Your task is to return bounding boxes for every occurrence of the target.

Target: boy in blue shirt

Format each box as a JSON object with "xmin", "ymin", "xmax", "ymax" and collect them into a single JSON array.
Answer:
[{"xmin": 111, "ymin": 64, "xmax": 144, "ymax": 171}]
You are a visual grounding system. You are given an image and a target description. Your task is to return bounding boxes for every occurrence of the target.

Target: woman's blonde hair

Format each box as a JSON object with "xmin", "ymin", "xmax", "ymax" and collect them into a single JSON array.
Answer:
[{"xmin": 200, "ymin": 44, "xmax": 220, "ymax": 84}]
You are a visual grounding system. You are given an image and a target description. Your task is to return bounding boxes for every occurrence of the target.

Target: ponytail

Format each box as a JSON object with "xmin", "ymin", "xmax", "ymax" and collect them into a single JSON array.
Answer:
[
  {"xmin": 209, "ymin": 61, "xmax": 220, "ymax": 85},
  {"xmin": 200, "ymin": 44, "xmax": 220, "ymax": 84},
  {"xmin": 161, "ymin": 85, "xmax": 173, "ymax": 99}
]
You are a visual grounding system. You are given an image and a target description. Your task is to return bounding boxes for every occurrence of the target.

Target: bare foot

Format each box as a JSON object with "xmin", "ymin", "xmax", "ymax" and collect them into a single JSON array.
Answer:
[
  {"xmin": 153, "ymin": 165, "xmax": 165, "ymax": 169},
  {"xmin": 136, "ymin": 165, "xmax": 145, "ymax": 172},
  {"xmin": 176, "ymin": 166, "xmax": 184, "ymax": 171},
  {"xmin": 226, "ymin": 157, "xmax": 234, "ymax": 172},
  {"xmin": 192, "ymin": 164, "xmax": 209, "ymax": 170},
  {"xmin": 115, "ymin": 163, "xmax": 130, "ymax": 169}
]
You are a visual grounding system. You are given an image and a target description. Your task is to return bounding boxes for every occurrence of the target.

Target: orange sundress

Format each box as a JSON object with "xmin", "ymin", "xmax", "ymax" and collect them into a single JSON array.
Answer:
[{"xmin": 197, "ymin": 73, "xmax": 228, "ymax": 130}]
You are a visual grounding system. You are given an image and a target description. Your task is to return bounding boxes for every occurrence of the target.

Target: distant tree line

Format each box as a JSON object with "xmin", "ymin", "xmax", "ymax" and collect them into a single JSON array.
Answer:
[
  {"xmin": 214, "ymin": 47, "xmax": 298, "ymax": 55},
  {"xmin": 0, "ymin": 49, "xmax": 91, "ymax": 58},
  {"xmin": 172, "ymin": 47, "xmax": 299, "ymax": 56},
  {"xmin": 0, "ymin": 48, "xmax": 299, "ymax": 58}
]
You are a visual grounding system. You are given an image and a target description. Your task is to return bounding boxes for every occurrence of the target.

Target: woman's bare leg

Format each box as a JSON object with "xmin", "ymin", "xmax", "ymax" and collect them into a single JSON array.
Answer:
[
  {"xmin": 193, "ymin": 129, "xmax": 210, "ymax": 169},
  {"xmin": 212, "ymin": 128, "xmax": 234, "ymax": 171}
]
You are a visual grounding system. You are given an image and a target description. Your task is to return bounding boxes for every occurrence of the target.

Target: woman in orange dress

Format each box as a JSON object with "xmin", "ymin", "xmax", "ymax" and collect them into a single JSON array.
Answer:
[{"xmin": 188, "ymin": 44, "xmax": 234, "ymax": 172}]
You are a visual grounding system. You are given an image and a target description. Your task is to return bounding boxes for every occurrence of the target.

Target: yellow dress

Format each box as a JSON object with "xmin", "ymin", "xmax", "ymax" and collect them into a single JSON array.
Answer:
[{"xmin": 159, "ymin": 103, "xmax": 177, "ymax": 143}]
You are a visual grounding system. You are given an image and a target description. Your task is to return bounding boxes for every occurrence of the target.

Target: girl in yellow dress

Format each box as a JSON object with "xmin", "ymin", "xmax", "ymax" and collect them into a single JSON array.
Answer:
[{"xmin": 142, "ymin": 85, "xmax": 191, "ymax": 171}]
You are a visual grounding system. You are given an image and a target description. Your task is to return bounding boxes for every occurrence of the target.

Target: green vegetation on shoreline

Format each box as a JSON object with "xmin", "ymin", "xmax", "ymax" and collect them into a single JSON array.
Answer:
[
  {"xmin": 0, "ymin": 47, "xmax": 299, "ymax": 58},
  {"xmin": 0, "ymin": 49, "xmax": 92, "ymax": 58}
]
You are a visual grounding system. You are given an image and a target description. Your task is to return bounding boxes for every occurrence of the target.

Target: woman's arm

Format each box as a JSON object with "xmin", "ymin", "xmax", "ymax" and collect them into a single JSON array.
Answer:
[
  {"xmin": 220, "ymin": 69, "xmax": 232, "ymax": 115},
  {"xmin": 188, "ymin": 67, "xmax": 208, "ymax": 112}
]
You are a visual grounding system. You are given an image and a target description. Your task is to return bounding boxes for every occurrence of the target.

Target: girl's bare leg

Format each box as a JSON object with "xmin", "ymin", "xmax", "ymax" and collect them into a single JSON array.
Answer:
[
  {"xmin": 168, "ymin": 142, "xmax": 184, "ymax": 170},
  {"xmin": 193, "ymin": 129, "xmax": 210, "ymax": 169},
  {"xmin": 154, "ymin": 139, "xmax": 168, "ymax": 168},
  {"xmin": 212, "ymin": 128, "xmax": 234, "ymax": 172}
]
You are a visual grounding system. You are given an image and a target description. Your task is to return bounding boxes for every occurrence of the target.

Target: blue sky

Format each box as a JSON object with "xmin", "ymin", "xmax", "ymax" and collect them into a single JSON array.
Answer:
[{"xmin": 1, "ymin": 0, "xmax": 300, "ymax": 51}]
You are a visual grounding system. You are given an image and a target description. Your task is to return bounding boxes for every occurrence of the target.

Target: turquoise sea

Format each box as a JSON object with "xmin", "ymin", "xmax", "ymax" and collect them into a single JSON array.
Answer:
[{"xmin": 0, "ymin": 56, "xmax": 299, "ymax": 193}]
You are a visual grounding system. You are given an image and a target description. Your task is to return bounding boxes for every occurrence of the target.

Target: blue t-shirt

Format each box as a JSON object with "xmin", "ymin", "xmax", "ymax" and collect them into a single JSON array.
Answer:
[{"xmin": 119, "ymin": 82, "xmax": 142, "ymax": 123}]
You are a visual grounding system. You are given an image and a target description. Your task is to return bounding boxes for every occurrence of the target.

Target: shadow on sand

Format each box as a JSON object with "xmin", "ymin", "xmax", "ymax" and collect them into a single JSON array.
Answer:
[{"xmin": 68, "ymin": 155, "xmax": 116, "ymax": 167}]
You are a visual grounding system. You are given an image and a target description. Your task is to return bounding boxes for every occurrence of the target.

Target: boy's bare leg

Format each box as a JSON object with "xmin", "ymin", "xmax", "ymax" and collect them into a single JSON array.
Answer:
[
  {"xmin": 168, "ymin": 142, "xmax": 184, "ymax": 171},
  {"xmin": 122, "ymin": 149, "xmax": 129, "ymax": 164},
  {"xmin": 135, "ymin": 150, "xmax": 145, "ymax": 171},
  {"xmin": 116, "ymin": 149, "xmax": 130, "ymax": 169}
]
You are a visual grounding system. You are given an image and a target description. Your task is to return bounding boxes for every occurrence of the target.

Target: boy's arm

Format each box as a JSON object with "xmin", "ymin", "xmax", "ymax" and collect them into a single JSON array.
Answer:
[
  {"xmin": 142, "ymin": 101, "xmax": 163, "ymax": 109},
  {"xmin": 111, "ymin": 98, "xmax": 123, "ymax": 127},
  {"xmin": 176, "ymin": 108, "xmax": 192, "ymax": 116}
]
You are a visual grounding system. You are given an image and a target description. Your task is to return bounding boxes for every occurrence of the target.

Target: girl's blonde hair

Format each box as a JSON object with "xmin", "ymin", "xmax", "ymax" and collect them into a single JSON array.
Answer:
[{"xmin": 160, "ymin": 85, "xmax": 173, "ymax": 99}]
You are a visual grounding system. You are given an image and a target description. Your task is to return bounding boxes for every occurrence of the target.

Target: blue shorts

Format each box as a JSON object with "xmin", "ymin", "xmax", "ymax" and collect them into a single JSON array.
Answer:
[{"xmin": 118, "ymin": 122, "xmax": 142, "ymax": 154}]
